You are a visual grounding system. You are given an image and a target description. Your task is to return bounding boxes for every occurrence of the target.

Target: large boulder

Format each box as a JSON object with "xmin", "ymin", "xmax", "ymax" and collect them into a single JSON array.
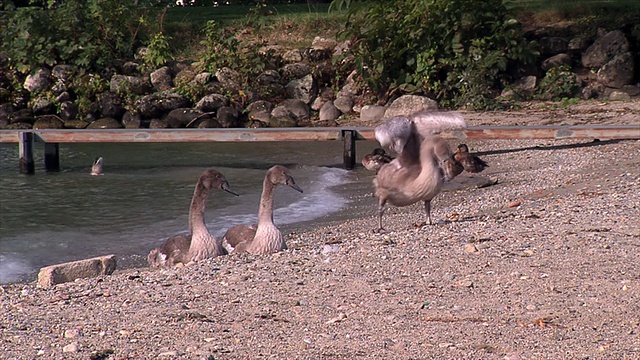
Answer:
[
  {"xmin": 97, "ymin": 92, "xmax": 125, "ymax": 119},
  {"xmin": 23, "ymin": 68, "xmax": 52, "ymax": 93},
  {"xmin": 285, "ymin": 74, "xmax": 317, "ymax": 104},
  {"xmin": 33, "ymin": 115, "xmax": 65, "ymax": 129},
  {"xmin": 281, "ymin": 63, "xmax": 311, "ymax": 82},
  {"xmin": 166, "ymin": 108, "xmax": 203, "ymax": 128},
  {"xmin": 582, "ymin": 30, "xmax": 629, "ymax": 68},
  {"xmin": 359, "ymin": 105, "xmax": 386, "ymax": 123},
  {"xmin": 195, "ymin": 93, "xmax": 229, "ymax": 113},
  {"xmin": 319, "ymin": 100, "xmax": 341, "ymax": 123},
  {"xmin": 135, "ymin": 92, "xmax": 191, "ymax": 119},
  {"xmin": 215, "ymin": 67, "xmax": 241, "ymax": 91},
  {"xmin": 110, "ymin": 74, "xmax": 151, "ymax": 95},
  {"xmin": 217, "ymin": 106, "xmax": 240, "ymax": 128},
  {"xmin": 87, "ymin": 117, "xmax": 122, "ymax": 129},
  {"xmin": 279, "ymin": 99, "xmax": 310, "ymax": 124},
  {"xmin": 596, "ymin": 52, "xmax": 634, "ymax": 89},
  {"xmin": 541, "ymin": 53, "xmax": 572, "ymax": 71},
  {"xmin": 122, "ymin": 111, "xmax": 142, "ymax": 129},
  {"xmin": 383, "ymin": 95, "xmax": 438, "ymax": 118},
  {"xmin": 270, "ymin": 106, "xmax": 298, "ymax": 127},
  {"xmin": 150, "ymin": 66, "xmax": 174, "ymax": 91},
  {"xmin": 31, "ymin": 96, "xmax": 56, "ymax": 115},
  {"xmin": 59, "ymin": 101, "xmax": 79, "ymax": 121},
  {"xmin": 37, "ymin": 255, "xmax": 117, "ymax": 287}
]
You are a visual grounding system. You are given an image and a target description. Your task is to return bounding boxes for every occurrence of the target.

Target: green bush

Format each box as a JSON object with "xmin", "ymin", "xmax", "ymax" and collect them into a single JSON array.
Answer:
[
  {"xmin": 535, "ymin": 65, "xmax": 580, "ymax": 101},
  {"xmin": 1, "ymin": 0, "xmax": 157, "ymax": 74},
  {"xmin": 341, "ymin": 0, "xmax": 539, "ymax": 109}
]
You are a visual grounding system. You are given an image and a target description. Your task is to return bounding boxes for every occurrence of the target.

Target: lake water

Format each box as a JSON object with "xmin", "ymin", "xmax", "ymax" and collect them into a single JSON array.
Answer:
[{"xmin": 0, "ymin": 140, "xmax": 382, "ymax": 284}]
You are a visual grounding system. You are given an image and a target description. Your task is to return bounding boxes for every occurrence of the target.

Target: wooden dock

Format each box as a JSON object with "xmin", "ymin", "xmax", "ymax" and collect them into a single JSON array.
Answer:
[{"xmin": 1, "ymin": 125, "xmax": 638, "ymax": 174}]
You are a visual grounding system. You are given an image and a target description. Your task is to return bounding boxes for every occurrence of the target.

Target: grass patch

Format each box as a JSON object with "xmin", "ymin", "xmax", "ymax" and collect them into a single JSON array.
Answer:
[{"xmin": 163, "ymin": 3, "xmax": 340, "ymax": 59}]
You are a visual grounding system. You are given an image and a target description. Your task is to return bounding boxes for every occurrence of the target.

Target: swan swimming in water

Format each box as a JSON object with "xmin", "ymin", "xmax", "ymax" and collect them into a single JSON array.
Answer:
[
  {"xmin": 362, "ymin": 148, "xmax": 394, "ymax": 173},
  {"xmin": 454, "ymin": 143, "xmax": 489, "ymax": 173},
  {"xmin": 147, "ymin": 169, "xmax": 238, "ymax": 267},
  {"xmin": 91, "ymin": 157, "xmax": 104, "ymax": 176},
  {"xmin": 222, "ymin": 165, "xmax": 303, "ymax": 255},
  {"xmin": 373, "ymin": 111, "xmax": 466, "ymax": 231}
]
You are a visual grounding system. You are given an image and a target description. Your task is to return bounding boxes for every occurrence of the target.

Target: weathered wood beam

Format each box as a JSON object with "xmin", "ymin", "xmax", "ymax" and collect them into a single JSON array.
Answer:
[
  {"xmin": 30, "ymin": 128, "xmax": 345, "ymax": 143},
  {"xmin": 18, "ymin": 132, "xmax": 35, "ymax": 175},
  {"xmin": 0, "ymin": 125, "xmax": 638, "ymax": 144},
  {"xmin": 44, "ymin": 143, "xmax": 60, "ymax": 172},
  {"xmin": 352, "ymin": 125, "xmax": 640, "ymax": 141},
  {"xmin": 342, "ymin": 130, "xmax": 356, "ymax": 170}
]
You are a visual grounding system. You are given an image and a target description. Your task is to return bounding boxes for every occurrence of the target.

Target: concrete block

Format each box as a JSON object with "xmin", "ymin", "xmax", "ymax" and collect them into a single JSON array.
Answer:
[{"xmin": 37, "ymin": 255, "xmax": 117, "ymax": 287}]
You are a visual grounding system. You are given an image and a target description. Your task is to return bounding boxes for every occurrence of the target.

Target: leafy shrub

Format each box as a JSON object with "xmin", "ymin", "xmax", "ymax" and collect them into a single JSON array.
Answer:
[
  {"xmin": 1, "ymin": 0, "xmax": 155, "ymax": 74},
  {"xmin": 142, "ymin": 32, "xmax": 174, "ymax": 70},
  {"xmin": 535, "ymin": 65, "xmax": 580, "ymax": 101},
  {"xmin": 198, "ymin": 20, "xmax": 273, "ymax": 91},
  {"xmin": 341, "ymin": 0, "xmax": 539, "ymax": 109}
]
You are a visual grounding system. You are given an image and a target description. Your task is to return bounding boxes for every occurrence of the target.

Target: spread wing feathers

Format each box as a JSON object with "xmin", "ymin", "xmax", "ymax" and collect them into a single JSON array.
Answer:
[{"xmin": 374, "ymin": 111, "xmax": 466, "ymax": 154}]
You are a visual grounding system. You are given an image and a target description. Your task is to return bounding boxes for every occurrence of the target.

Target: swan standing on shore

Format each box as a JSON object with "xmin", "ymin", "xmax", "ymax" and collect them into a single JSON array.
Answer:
[
  {"xmin": 373, "ymin": 111, "xmax": 466, "ymax": 231},
  {"xmin": 91, "ymin": 157, "xmax": 104, "ymax": 176},
  {"xmin": 147, "ymin": 169, "xmax": 238, "ymax": 267},
  {"xmin": 222, "ymin": 165, "xmax": 303, "ymax": 255}
]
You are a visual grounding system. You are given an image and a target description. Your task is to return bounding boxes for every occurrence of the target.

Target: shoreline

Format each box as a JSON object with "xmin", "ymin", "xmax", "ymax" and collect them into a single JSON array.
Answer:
[{"xmin": 2, "ymin": 136, "xmax": 638, "ymax": 359}]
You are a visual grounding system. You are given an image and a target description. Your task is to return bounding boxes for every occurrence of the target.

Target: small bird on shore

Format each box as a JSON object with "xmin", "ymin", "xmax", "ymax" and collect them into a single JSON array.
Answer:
[
  {"xmin": 147, "ymin": 169, "xmax": 238, "ymax": 267},
  {"xmin": 454, "ymin": 144, "xmax": 489, "ymax": 173},
  {"xmin": 222, "ymin": 165, "xmax": 303, "ymax": 255},
  {"xmin": 91, "ymin": 157, "xmax": 104, "ymax": 176},
  {"xmin": 362, "ymin": 148, "xmax": 394, "ymax": 173},
  {"xmin": 373, "ymin": 110, "xmax": 466, "ymax": 231}
]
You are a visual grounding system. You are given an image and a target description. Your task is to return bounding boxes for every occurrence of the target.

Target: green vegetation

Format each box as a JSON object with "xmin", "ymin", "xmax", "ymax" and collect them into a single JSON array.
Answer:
[
  {"xmin": 340, "ymin": 0, "xmax": 538, "ymax": 109},
  {"xmin": 1, "ymin": 0, "xmax": 638, "ymax": 110}
]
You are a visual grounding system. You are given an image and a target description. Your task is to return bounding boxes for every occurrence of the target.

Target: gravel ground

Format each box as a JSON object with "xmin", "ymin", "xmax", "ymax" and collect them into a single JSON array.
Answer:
[{"xmin": 1, "ymin": 101, "xmax": 639, "ymax": 360}]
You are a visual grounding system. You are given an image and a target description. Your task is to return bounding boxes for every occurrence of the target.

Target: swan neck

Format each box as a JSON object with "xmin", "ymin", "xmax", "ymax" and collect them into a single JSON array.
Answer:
[
  {"xmin": 257, "ymin": 176, "xmax": 276, "ymax": 224},
  {"xmin": 189, "ymin": 181, "xmax": 210, "ymax": 234}
]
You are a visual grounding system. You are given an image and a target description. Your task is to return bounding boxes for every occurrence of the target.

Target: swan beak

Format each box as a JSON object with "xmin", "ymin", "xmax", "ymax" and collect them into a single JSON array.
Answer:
[
  {"xmin": 221, "ymin": 181, "xmax": 239, "ymax": 196},
  {"xmin": 288, "ymin": 181, "xmax": 303, "ymax": 193}
]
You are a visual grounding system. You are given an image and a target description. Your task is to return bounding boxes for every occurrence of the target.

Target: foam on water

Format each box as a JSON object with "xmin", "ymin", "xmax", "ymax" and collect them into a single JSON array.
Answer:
[{"xmin": 0, "ymin": 254, "xmax": 32, "ymax": 284}]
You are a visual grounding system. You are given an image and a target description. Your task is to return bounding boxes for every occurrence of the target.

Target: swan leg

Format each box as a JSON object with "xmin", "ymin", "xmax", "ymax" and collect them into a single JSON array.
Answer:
[
  {"xmin": 377, "ymin": 200, "xmax": 386, "ymax": 232},
  {"xmin": 424, "ymin": 200, "xmax": 433, "ymax": 225}
]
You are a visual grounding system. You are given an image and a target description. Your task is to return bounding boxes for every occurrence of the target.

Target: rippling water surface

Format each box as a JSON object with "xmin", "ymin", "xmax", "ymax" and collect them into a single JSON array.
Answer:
[{"xmin": 0, "ymin": 140, "xmax": 381, "ymax": 284}]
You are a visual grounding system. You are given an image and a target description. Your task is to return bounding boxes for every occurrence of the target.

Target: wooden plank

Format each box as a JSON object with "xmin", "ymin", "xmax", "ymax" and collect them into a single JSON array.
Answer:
[
  {"xmin": 30, "ymin": 128, "xmax": 345, "ymax": 143},
  {"xmin": 0, "ymin": 131, "xmax": 19, "ymax": 143},
  {"xmin": 352, "ymin": 125, "xmax": 640, "ymax": 141},
  {"xmin": 0, "ymin": 125, "xmax": 638, "ymax": 144}
]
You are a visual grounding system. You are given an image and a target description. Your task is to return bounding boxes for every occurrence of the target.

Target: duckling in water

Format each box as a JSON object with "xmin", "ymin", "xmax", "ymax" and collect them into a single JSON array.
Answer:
[
  {"xmin": 147, "ymin": 169, "xmax": 238, "ymax": 267},
  {"xmin": 373, "ymin": 111, "xmax": 466, "ymax": 231},
  {"xmin": 222, "ymin": 165, "xmax": 303, "ymax": 255},
  {"xmin": 91, "ymin": 157, "xmax": 104, "ymax": 176},
  {"xmin": 362, "ymin": 148, "xmax": 394, "ymax": 173},
  {"xmin": 454, "ymin": 144, "xmax": 489, "ymax": 173}
]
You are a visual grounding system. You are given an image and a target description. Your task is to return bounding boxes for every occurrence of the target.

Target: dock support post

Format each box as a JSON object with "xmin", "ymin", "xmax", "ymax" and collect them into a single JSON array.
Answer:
[
  {"xmin": 44, "ymin": 143, "xmax": 60, "ymax": 172},
  {"xmin": 19, "ymin": 132, "xmax": 35, "ymax": 175},
  {"xmin": 342, "ymin": 130, "xmax": 356, "ymax": 170}
]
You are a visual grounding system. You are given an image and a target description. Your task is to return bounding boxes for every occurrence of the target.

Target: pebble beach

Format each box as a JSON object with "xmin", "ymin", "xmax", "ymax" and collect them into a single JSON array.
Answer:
[{"xmin": 1, "ymin": 101, "xmax": 639, "ymax": 359}]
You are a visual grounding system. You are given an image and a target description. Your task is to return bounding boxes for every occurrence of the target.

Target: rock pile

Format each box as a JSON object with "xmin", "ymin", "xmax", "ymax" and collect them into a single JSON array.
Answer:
[{"xmin": 0, "ymin": 29, "xmax": 638, "ymax": 130}]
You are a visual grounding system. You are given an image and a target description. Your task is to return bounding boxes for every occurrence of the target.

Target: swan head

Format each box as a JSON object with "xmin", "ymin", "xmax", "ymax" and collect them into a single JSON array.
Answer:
[
  {"xmin": 456, "ymin": 144, "xmax": 470, "ymax": 153},
  {"xmin": 91, "ymin": 157, "xmax": 104, "ymax": 176},
  {"xmin": 268, "ymin": 165, "xmax": 303, "ymax": 193},
  {"xmin": 200, "ymin": 169, "xmax": 239, "ymax": 196}
]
